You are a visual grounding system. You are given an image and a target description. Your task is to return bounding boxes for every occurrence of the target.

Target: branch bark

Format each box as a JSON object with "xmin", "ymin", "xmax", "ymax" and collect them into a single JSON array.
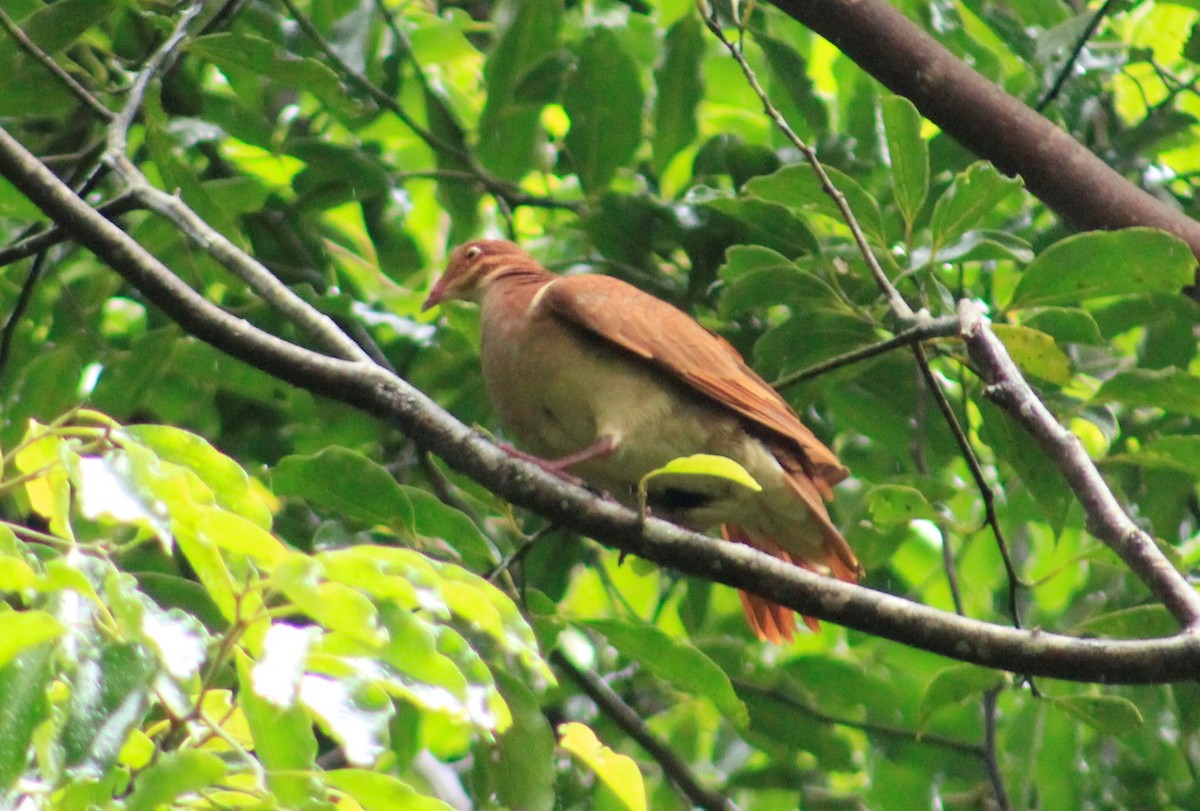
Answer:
[
  {"xmin": 1, "ymin": 123, "xmax": 1198, "ymax": 684},
  {"xmin": 769, "ymin": 0, "xmax": 1200, "ymax": 265}
]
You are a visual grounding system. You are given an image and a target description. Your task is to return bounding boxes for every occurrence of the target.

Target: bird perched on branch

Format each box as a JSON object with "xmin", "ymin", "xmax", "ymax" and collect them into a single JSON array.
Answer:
[{"xmin": 423, "ymin": 239, "xmax": 860, "ymax": 642}]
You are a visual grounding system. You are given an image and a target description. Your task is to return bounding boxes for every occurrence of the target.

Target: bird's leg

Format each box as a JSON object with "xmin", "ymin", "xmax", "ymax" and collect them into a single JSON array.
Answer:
[{"xmin": 497, "ymin": 436, "xmax": 617, "ymax": 486}]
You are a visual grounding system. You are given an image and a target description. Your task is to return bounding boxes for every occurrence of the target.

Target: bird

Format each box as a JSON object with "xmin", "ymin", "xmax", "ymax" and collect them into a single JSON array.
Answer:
[{"xmin": 423, "ymin": 239, "xmax": 861, "ymax": 642}]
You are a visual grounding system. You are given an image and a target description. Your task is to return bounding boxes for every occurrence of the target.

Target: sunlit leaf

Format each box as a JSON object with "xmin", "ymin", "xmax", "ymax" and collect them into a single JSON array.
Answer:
[{"xmin": 559, "ymin": 722, "xmax": 647, "ymax": 811}]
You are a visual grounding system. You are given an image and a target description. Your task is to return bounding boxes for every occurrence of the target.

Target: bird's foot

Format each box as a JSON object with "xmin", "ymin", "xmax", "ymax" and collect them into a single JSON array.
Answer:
[{"xmin": 497, "ymin": 442, "xmax": 589, "ymax": 488}]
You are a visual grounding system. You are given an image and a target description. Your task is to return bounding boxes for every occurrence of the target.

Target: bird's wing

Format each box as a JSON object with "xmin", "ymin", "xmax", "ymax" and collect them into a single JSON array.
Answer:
[{"xmin": 543, "ymin": 274, "xmax": 848, "ymax": 493}]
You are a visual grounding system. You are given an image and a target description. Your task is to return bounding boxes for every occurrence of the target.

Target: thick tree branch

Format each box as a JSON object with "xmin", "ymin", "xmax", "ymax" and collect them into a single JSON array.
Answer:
[
  {"xmin": 769, "ymin": 0, "xmax": 1200, "ymax": 265},
  {"xmin": 1, "ymin": 123, "xmax": 1198, "ymax": 683}
]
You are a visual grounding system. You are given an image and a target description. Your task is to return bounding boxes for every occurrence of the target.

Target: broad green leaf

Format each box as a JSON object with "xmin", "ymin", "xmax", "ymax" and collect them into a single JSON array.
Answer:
[
  {"xmin": 702, "ymin": 197, "xmax": 819, "ymax": 258},
  {"xmin": 1107, "ymin": 435, "xmax": 1200, "ymax": 480},
  {"xmin": 639, "ymin": 453, "xmax": 763, "ymax": 499},
  {"xmin": 865, "ymin": 484, "xmax": 939, "ymax": 526},
  {"xmin": 302, "ymin": 677, "xmax": 391, "ymax": 768},
  {"xmin": 275, "ymin": 556, "xmax": 385, "ymax": 647},
  {"xmin": 739, "ymin": 688, "xmax": 857, "ymax": 769},
  {"xmin": 14, "ymin": 423, "xmax": 74, "ymax": 542},
  {"xmin": 880, "ymin": 95, "xmax": 929, "ymax": 230},
  {"xmin": 990, "ymin": 324, "xmax": 1072, "ymax": 385},
  {"xmin": 585, "ymin": 618, "xmax": 748, "ymax": 726},
  {"xmin": 0, "ymin": 611, "xmax": 63, "ymax": 670},
  {"xmin": 193, "ymin": 505, "xmax": 289, "ymax": 565},
  {"xmin": 476, "ymin": 0, "xmax": 563, "ymax": 179},
  {"xmin": 1072, "ymin": 605, "xmax": 1177, "ymax": 639},
  {"xmin": 324, "ymin": 769, "xmax": 454, "ymax": 811},
  {"xmin": 1009, "ymin": 228, "xmax": 1195, "ymax": 309},
  {"xmin": 125, "ymin": 750, "xmax": 228, "ymax": 811},
  {"xmin": 0, "ymin": 643, "xmax": 54, "ymax": 791},
  {"xmin": 559, "ymin": 722, "xmax": 647, "ymax": 811},
  {"xmin": 564, "ymin": 28, "xmax": 644, "ymax": 193},
  {"xmin": 743, "ymin": 164, "xmax": 886, "ymax": 246},
  {"xmin": 1051, "ymin": 694, "xmax": 1144, "ymax": 735},
  {"xmin": 755, "ymin": 310, "xmax": 878, "ymax": 380},
  {"xmin": 1021, "ymin": 307, "xmax": 1103, "ymax": 345},
  {"xmin": 929, "ymin": 161, "xmax": 1024, "ymax": 250},
  {"xmin": 273, "ymin": 447, "xmax": 413, "ymax": 530},
  {"xmin": 488, "ymin": 670, "xmax": 556, "ymax": 811},
  {"xmin": 1093, "ymin": 368, "xmax": 1200, "ymax": 418},
  {"xmin": 62, "ymin": 641, "xmax": 156, "ymax": 774},
  {"xmin": 757, "ymin": 35, "xmax": 828, "ymax": 135},
  {"xmin": 125, "ymin": 424, "xmax": 272, "ymax": 529},
  {"xmin": 237, "ymin": 651, "xmax": 330, "ymax": 810},
  {"xmin": 187, "ymin": 33, "xmax": 345, "ymax": 109},
  {"xmin": 653, "ymin": 15, "xmax": 704, "ymax": 174},
  {"xmin": 977, "ymin": 399, "xmax": 1072, "ymax": 534},
  {"xmin": 917, "ymin": 664, "xmax": 1009, "ymax": 729},
  {"xmin": 401, "ymin": 485, "xmax": 494, "ymax": 569},
  {"xmin": 9, "ymin": 0, "xmax": 118, "ymax": 56},
  {"xmin": 513, "ymin": 50, "xmax": 574, "ymax": 103}
]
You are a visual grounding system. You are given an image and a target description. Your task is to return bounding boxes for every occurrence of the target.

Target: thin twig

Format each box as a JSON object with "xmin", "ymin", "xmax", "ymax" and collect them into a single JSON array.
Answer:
[
  {"xmin": 772, "ymin": 315, "xmax": 960, "ymax": 389},
  {"xmin": 552, "ymin": 650, "xmax": 738, "ymax": 811},
  {"xmin": 0, "ymin": 252, "xmax": 47, "ymax": 382},
  {"xmin": 0, "ymin": 7, "xmax": 112, "ymax": 121},
  {"xmin": 0, "ymin": 194, "xmax": 139, "ymax": 268},
  {"xmin": 982, "ymin": 688, "xmax": 1012, "ymax": 811},
  {"xmin": 732, "ymin": 679, "xmax": 985, "ymax": 758},
  {"xmin": 1036, "ymin": 0, "xmax": 1119, "ymax": 112}
]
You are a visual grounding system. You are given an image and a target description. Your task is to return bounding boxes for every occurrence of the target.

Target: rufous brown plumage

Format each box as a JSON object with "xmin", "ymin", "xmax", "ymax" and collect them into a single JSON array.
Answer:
[{"xmin": 424, "ymin": 239, "xmax": 861, "ymax": 642}]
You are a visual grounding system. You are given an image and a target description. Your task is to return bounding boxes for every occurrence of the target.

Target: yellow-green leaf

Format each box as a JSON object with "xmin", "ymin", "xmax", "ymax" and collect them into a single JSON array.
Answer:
[{"xmin": 559, "ymin": 722, "xmax": 647, "ymax": 811}]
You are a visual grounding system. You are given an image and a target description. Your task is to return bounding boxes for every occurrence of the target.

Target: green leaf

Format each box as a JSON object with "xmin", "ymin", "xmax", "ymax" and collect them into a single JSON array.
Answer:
[
  {"xmin": 652, "ymin": 14, "xmax": 704, "ymax": 174},
  {"xmin": 1021, "ymin": 307, "xmax": 1104, "ymax": 345},
  {"xmin": 488, "ymin": 670, "xmax": 556, "ymax": 811},
  {"xmin": 1050, "ymin": 694, "xmax": 1144, "ymax": 735},
  {"xmin": 701, "ymin": 197, "xmax": 819, "ymax": 258},
  {"xmin": 324, "ymin": 770, "xmax": 454, "ymax": 811},
  {"xmin": 559, "ymin": 722, "xmax": 647, "ymax": 811},
  {"xmin": 8, "ymin": 0, "xmax": 118, "ymax": 56},
  {"xmin": 476, "ymin": 0, "xmax": 563, "ymax": 180},
  {"xmin": 880, "ymin": 95, "xmax": 929, "ymax": 229},
  {"xmin": 977, "ymin": 399, "xmax": 1072, "ymax": 534},
  {"xmin": 0, "ymin": 611, "xmax": 64, "ymax": 670},
  {"xmin": 1093, "ymin": 368, "xmax": 1200, "ymax": 418},
  {"xmin": 0, "ymin": 643, "xmax": 54, "ymax": 791},
  {"xmin": 929, "ymin": 161, "xmax": 1023, "ymax": 250},
  {"xmin": 62, "ymin": 642, "xmax": 156, "ymax": 774},
  {"xmin": 1107, "ymin": 435, "xmax": 1200, "ymax": 479},
  {"xmin": 273, "ymin": 447, "xmax": 413, "ymax": 529},
  {"xmin": 757, "ymin": 35, "xmax": 828, "ymax": 135},
  {"xmin": 14, "ymin": 423, "xmax": 74, "ymax": 542},
  {"xmin": 917, "ymin": 664, "xmax": 1009, "ymax": 729},
  {"xmin": 865, "ymin": 484, "xmax": 939, "ymax": 526},
  {"xmin": 584, "ymin": 618, "xmax": 748, "ymax": 726},
  {"xmin": 564, "ymin": 28, "xmax": 644, "ymax": 193},
  {"xmin": 990, "ymin": 324, "xmax": 1072, "ymax": 385},
  {"xmin": 1009, "ymin": 228, "xmax": 1196, "ymax": 309},
  {"xmin": 125, "ymin": 750, "xmax": 228, "ymax": 811},
  {"xmin": 237, "ymin": 651, "xmax": 330, "ymax": 810},
  {"xmin": 640, "ymin": 453, "xmax": 762, "ymax": 497},
  {"xmin": 1072, "ymin": 605, "xmax": 1177, "ymax": 639},
  {"xmin": 512, "ymin": 50, "xmax": 574, "ymax": 103},
  {"xmin": 743, "ymin": 164, "xmax": 886, "ymax": 246},
  {"xmin": 187, "ymin": 33, "xmax": 346, "ymax": 109}
]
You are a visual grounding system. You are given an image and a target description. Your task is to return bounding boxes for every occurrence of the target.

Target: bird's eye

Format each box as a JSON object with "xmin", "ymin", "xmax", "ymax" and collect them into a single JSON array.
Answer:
[{"xmin": 465, "ymin": 245, "xmax": 483, "ymax": 260}]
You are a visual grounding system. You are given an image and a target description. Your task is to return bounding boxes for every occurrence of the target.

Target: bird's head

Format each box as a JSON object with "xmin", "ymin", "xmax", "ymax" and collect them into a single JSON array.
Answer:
[{"xmin": 422, "ymin": 239, "xmax": 535, "ymax": 310}]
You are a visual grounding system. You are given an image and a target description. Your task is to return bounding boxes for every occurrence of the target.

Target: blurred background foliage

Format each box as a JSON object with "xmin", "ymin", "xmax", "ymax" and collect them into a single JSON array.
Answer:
[{"xmin": 1, "ymin": 0, "xmax": 1200, "ymax": 808}]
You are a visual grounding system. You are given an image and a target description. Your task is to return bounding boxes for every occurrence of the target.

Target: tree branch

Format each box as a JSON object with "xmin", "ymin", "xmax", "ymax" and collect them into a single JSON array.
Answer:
[
  {"xmin": 958, "ymin": 300, "xmax": 1200, "ymax": 630},
  {"xmin": 769, "ymin": 0, "xmax": 1200, "ymax": 265},
  {"xmin": 1, "ymin": 123, "xmax": 1198, "ymax": 683}
]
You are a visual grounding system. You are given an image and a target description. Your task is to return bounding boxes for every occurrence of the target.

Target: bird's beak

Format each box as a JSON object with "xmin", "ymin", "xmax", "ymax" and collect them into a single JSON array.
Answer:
[{"xmin": 421, "ymin": 280, "xmax": 447, "ymax": 312}]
